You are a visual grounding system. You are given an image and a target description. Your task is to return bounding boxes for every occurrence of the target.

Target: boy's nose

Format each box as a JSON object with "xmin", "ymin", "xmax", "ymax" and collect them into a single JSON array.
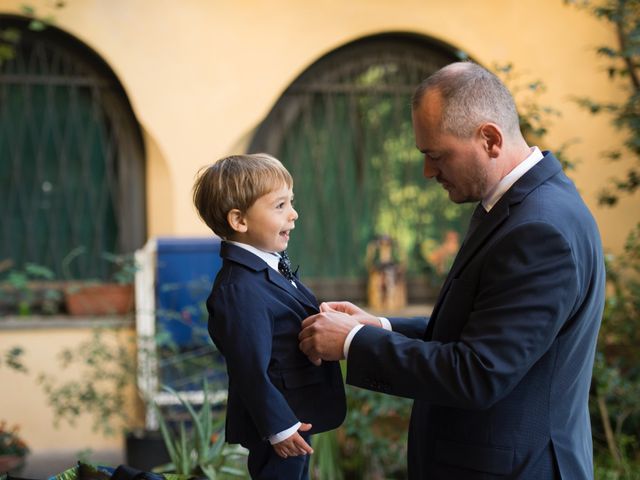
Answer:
[{"xmin": 291, "ymin": 207, "xmax": 299, "ymax": 220}]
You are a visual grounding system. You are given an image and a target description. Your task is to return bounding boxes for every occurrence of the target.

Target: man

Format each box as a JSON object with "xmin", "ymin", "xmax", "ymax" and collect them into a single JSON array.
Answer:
[{"xmin": 299, "ymin": 62, "xmax": 605, "ymax": 479}]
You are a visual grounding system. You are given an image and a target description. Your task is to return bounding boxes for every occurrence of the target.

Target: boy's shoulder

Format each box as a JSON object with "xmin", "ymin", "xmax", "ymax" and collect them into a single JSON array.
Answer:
[{"xmin": 214, "ymin": 242, "xmax": 269, "ymax": 285}]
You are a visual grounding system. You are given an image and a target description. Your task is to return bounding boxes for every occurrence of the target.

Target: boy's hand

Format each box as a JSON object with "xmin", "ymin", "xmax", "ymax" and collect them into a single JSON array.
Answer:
[{"xmin": 273, "ymin": 423, "xmax": 314, "ymax": 458}]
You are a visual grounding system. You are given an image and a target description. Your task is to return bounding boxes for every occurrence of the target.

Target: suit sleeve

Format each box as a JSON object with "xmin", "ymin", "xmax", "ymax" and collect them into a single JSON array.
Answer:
[
  {"xmin": 212, "ymin": 282, "xmax": 298, "ymax": 439},
  {"xmin": 388, "ymin": 316, "xmax": 430, "ymax": 338},
  {"xmin": 347, "ymin": 222, "xmax": 579, "ymax": 410}
]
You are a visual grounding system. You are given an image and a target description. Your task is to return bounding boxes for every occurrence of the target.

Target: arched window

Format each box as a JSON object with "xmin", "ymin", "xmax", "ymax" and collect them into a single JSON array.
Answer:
[
  {"xmin": 250, "ymin": 34, "xmax": 472, "ymax": 301},
  {"xmin": 0, "ymin": 17, "xmax": 145, "ymax": 280}
]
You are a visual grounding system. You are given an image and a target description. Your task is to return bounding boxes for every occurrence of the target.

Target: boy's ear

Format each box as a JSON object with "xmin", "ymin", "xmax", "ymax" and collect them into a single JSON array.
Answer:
[{"xmin": 227, "ymin": 209, "xmax": 248, "ymax": 233}]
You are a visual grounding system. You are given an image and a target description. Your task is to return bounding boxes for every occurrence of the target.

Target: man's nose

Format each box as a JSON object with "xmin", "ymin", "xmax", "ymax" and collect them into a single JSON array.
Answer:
[{"xmin": 423, "ymin": 158, "xmax": 438, "ymax": 178}]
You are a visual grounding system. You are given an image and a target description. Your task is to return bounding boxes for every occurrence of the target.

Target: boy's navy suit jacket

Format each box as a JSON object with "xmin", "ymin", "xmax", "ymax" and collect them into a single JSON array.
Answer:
[
  {"xmin": 347, "ymin": 152, "xmax": 606, "ymax": 479},
  {"xmin": 207, "ymin": 242, "xmax": 346, "ymax": 447}
]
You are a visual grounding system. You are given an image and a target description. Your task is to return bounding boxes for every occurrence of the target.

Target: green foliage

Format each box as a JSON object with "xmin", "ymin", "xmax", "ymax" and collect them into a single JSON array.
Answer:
[
  {"xmin": 37, "ymin": 329, "xmax": 137, "ymax": 436},
  {"xmin": 1, "ymin": 346, "xmax": 28, "ymax": 374},
  {"xmin": 312, "ymin": 376, "xmax": 412, "ymax": 479},
  {"xmin": 494, "ymin": 63, "xmax": 578, "ymax": 172},
  {"xmin": 0, "ymin": 27, "xmax": 19, "ymax": 66},
  {"xmin": 310, "ymin": 430, "xmax": 343, "ymax": 480},
  {"xmin": 152, "ymin": 383, "xmax": 248, "ymax": 479},
  {"xmin": 339, "ymin": 387, "xmax": 412, "ymax": 479},
  {"xmin": 62, "ymin": 246, "xmax": 138, "ymax": 284},
  {"xmin": 566, "ymin": 0, "xmax": 640, "ymax": 206},
  {"xmin": 591, "ymin": 224, "xmax": 640, "ymax": 477},
  {"xmin": 0, "ymin": 420, "xmax": 29, "ymax": 457},
  {"xmin": 0, "ymin": 261, "xmax": 62, "ymax": 315}
]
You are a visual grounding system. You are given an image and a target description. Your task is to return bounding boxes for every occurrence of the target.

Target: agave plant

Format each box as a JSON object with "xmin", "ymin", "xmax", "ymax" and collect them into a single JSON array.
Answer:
[{"xmin": 152, "ymin": 381, "xmax": 248, "ymax": 479}]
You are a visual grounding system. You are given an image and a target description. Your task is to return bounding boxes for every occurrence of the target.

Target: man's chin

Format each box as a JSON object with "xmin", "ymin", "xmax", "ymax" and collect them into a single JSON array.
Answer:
[{"xmin": 448, "ymin": 191, "xmax": 477, "ymax": 204}]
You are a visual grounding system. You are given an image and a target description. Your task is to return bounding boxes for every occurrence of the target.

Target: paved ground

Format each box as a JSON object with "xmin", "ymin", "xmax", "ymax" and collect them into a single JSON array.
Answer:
[{"xmin": 20, "ymin": 449, "xmax": 124, "ymax": 479}]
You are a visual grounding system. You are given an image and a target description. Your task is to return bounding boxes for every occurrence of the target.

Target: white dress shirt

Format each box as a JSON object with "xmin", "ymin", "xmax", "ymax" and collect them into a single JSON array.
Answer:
[{"xmin": 342, "ymin": 147, "xmax": 545, "ymax": 359}]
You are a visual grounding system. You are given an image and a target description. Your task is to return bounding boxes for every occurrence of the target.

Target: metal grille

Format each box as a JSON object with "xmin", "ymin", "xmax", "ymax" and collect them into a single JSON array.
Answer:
[
  {"xmin": 251, "ymin": 35, "xmax": 473, "ymax": 299},
  {"xmin": 0, "ymin": 18, "xmax": 145, "ymax": 280}
]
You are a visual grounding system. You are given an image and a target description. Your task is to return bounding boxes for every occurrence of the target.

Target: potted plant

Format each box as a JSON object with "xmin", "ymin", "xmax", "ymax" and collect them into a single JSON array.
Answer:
[
  {"xmin": 0, "ymin": 421, "xmax": 29, "ymax": 475},
  {"xmin": 0, "ymin": 260, "xmax": 64, "ymax": 316},
  {"xmin": 61, "ymin": 247, "xmax": 137, "ymax": 316}
]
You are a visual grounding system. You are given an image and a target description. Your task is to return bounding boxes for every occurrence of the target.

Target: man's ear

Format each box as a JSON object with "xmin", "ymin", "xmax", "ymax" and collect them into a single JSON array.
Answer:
[
  {"xmin": 479, "ymin": 123, "xmax": 503, "ymax": 158},
  {"xmin": 227, "ymin": 209, "xmax": 248, "ymax": 233}
]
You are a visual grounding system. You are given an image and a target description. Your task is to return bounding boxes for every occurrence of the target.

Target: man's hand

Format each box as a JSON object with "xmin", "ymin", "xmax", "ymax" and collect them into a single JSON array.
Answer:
[
  {"xmin": 321, "ymin": 301, "xmax": 382, "ymax": 327},
  {"xmin": 299, "ymin": 310, "xmax": 359, "ymax": 364},
  {"xmin": 272, "ymin": 423, "xmax": 313, "ymax": 458}
]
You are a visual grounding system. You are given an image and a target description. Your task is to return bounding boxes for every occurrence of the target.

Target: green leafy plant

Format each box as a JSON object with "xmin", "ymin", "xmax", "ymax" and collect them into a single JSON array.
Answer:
[
  {"xmin": 61, "ymin": 246, "xmax": 138, "ymax": 285},
  {"xmin": 0, "ymin": 260, "xmax": 63, "ymax": 316},
  {"xmin": 566, "ymin": 0, "xmax": 640, "ymax": 207},
  {"xmin": 152, "ymin": 383, "xmax": 248, "ymax": 479},
  {"xmin": 0, "ymin": 347, "xmax": 28, "ymax": 374},
  {"xmin": 37, "ymin": 328, "xmax": 138, "ymax": 436},
  {"xmin": 591, "ymin": 224, "xmax": 640, "ymax": 478},
  {"xmin": 0, "ymin": 420, "xmax": 29, "ymax": 457}
]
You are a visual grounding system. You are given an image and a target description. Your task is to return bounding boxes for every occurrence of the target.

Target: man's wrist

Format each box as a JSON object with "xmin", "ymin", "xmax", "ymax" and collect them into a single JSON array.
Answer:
[{"xmin": 343, "ymin": 324, "xmax": 365, "ymax": 359}]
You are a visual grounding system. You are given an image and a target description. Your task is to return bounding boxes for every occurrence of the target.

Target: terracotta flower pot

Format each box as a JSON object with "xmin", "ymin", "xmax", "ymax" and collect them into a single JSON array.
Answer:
[
  {"xmin": 0, "ymin": 454, "xmax": 26, "ymax": 474},
  {"xmin": 65, "ymin": 283, "xmax": 134, "ymax": 316}
]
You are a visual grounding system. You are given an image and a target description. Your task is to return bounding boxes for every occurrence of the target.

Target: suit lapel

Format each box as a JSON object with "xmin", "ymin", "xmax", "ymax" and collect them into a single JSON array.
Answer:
[
  {"xmin": 426, "ymin": 152, "xmax": 563, "ymax": 339},
  {"xmin": 220, "ymin": 242, "xmax": 318, "ymax": 312},
  {"xmin": 266, "ymin": 267, "xmax": 319, "ymax": 311}
]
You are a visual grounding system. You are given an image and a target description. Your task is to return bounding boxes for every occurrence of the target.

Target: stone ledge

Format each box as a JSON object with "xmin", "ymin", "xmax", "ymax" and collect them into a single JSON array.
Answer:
[{"xmin": 0, "ymin": 315, "xmax": 135, "ymax": 330}]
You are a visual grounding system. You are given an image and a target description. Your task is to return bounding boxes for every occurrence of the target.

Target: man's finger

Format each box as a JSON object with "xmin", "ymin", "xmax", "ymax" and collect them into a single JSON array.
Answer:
[
  {"xmin": 301, "ymin": 313, "xmax": 322, "ymax": 329},
  {"xmin": 299, "ymin": 337, "xmax": 317, "ymax": 357},
  {"xmin": 320, "ymin": 302, "xmax": 337, "ymax": 313}
]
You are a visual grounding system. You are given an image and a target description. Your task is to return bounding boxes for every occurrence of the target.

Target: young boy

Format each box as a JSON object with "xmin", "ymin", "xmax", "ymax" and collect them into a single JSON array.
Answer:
[{"xmin": 192, "ymin": 153, "xmax": 346, "ymax": 479}]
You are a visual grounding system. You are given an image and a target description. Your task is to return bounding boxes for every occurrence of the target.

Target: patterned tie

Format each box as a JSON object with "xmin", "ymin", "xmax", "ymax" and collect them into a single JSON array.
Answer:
[{"xmin": 278, "ymin": 250, "xmax": 296, "ymax": 282}]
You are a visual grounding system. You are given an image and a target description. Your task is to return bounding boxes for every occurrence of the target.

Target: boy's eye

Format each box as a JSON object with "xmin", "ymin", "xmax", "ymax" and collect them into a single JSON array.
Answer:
[{"xmin": 276, "ymin": 202, "xmax": 285, "ymax": 209}]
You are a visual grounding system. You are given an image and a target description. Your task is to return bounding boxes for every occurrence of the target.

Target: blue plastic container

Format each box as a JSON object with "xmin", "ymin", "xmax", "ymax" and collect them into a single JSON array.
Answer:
[{"xmin": 155, "ymin": 236, "xmax": 222, "ymax": 347}]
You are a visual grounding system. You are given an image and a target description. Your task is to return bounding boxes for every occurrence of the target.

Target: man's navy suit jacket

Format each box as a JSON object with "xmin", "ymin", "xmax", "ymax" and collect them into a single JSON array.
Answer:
[
  {"xmin": 207, "ymin": 242, "xmax": 346, "ymax": 447},
  {"xmin": 347, "ymin": 152, "xmax": 605, "ymax": 479}
]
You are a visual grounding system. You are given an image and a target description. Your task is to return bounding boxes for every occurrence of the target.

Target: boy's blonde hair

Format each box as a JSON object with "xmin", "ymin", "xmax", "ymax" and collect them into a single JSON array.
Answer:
[{"xmin": 193, "ymin": 153, "xmax": 293, "ymax": 238}]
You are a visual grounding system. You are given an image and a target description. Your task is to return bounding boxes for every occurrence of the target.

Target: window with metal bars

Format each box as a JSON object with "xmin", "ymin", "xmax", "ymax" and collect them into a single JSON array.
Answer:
[
  {"xmin": 250, "ymin": 34, "xmax": 474, "ymax": 302},
  {"xmin": 0, "ymin": 17, "xmax": 145, "ymax": 281}
]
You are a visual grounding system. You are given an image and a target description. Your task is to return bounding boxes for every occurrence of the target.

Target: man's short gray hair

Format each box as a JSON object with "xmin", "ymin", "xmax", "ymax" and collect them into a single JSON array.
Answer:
[{"xmin": 412, "ymin": 62, "xmax": 521, "ymax": 139}]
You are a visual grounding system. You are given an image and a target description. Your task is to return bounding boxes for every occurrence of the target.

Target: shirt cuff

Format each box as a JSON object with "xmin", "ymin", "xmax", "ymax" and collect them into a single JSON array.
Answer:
[
  {"xmin": 269, "ymin": 422, "xmax": 301, "ymax": 444},
  {"xmin": 379, "ymin": 317, "xmax": 392, "ymax": 330},
  {"xmin": 343, "ymin": 324, "xmax": 365, "ymax": 359}
]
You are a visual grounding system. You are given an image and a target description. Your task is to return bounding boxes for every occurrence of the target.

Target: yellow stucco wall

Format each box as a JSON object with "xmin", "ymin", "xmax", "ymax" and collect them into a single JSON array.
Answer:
[
  {"xmin": 1, "ymin": 0, "xmax": 636, "ymax": 251},
  {"xmin": 1, "ymin": 0, "xmax": 638, "ymax": 458},
  {"xmin": 0, "ymin": 324, "xmax": 141, "ymax": 452}
]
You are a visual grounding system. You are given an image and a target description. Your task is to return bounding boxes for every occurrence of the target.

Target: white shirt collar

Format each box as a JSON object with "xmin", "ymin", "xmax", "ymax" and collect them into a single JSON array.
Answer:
[
  {"xmin": 227, "ymin": 241, "xmax": 280, "ymax": 271},
  {"xmin": 482, "ymin": 146, "xmax": 544, "ymax": 211}
]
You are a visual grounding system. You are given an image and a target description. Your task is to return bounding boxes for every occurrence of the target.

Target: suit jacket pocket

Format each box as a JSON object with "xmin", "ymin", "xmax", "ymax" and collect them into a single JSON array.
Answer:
[
  {"xmin": 435, "ymin": 439, "xmax": 514, "ymax": 475},
  {"xmin": 281, "ymin": 365, "xmax": 326, "ymax": 389}
]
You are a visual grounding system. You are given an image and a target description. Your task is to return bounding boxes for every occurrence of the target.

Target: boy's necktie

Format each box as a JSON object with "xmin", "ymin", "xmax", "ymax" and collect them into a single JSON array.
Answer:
[{"xmin": 278, "ymin": 251, "xmax": 295, "ymax": 282}]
